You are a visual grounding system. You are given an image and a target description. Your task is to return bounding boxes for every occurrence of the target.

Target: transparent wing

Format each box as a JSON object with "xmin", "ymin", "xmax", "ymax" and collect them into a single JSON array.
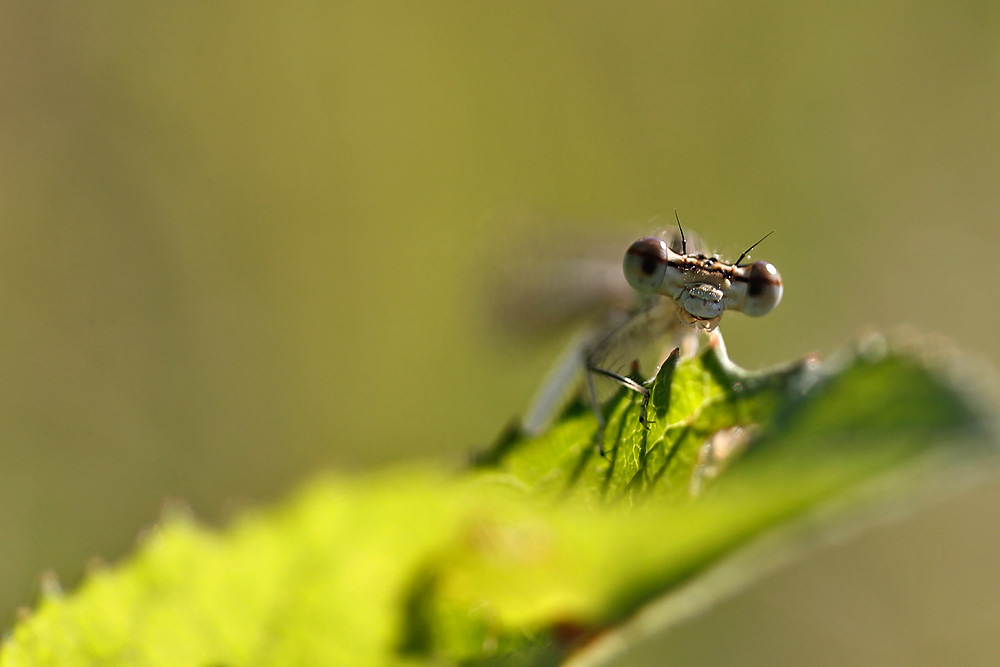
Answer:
[
  {"xmin": 486, "ymin": 224, "xmax": 639, "ymax": 339},
  {"xmin": 585, "ymin": 300, "xmax": 691, "ymax": 404},
  {"xmin": 490, "ymin": 257, "xmax": 636, "ymax": 338}
]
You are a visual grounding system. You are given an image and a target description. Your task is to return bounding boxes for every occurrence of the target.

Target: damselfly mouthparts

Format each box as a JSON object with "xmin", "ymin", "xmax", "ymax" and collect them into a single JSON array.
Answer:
[{"xmin": 519, "ymin": 218, "xmax": 782, "ymax": 458}]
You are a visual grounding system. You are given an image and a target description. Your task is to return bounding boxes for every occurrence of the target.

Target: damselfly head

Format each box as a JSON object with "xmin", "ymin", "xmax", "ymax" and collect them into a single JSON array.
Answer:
[{"xmin": 622, "ymin": 232, "xmax": 782, "ymax": 330}]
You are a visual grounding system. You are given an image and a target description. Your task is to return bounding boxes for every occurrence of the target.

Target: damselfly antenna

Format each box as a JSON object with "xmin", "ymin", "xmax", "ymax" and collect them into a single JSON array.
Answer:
[
  {"xmin": 673, "ymin": 209, "xmax": 687, "ymax": 255},
  {"xmin": 735, "ymin": 230, "xmax": 774, "ymax": 267}
]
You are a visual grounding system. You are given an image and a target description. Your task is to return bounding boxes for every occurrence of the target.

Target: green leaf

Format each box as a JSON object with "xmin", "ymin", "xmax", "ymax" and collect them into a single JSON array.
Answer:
[{"xmin": 2, "ymin": 335, "xmax": 995, "ymax": 666}]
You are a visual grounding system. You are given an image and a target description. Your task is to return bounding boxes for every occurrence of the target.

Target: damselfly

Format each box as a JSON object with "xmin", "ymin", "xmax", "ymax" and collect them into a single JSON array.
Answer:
[{"xmin": 518, "ymin": 216, "xmax": 783, "ymax": 457}]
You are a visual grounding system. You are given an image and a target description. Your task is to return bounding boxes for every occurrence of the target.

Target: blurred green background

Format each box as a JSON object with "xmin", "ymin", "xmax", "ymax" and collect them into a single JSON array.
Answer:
[{"xmin": 2, "ymin": 2, "xmax": 999, "ymax": 665}]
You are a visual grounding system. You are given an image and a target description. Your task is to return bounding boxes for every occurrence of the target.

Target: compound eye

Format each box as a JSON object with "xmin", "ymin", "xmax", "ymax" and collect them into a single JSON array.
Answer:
[
  {"xmin": 743, "ymin": 260, "xmax": 783, "ymax": 316},
  {"xmin": 623, "ymin": 237, "xmax": 668, "ymax": 293}
]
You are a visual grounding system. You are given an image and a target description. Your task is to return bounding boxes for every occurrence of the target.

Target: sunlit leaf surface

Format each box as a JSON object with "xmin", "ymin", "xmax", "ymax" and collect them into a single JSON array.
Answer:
[{"xmin": 1, "ymin": 335, "xmax": 994, "ymax": 666}]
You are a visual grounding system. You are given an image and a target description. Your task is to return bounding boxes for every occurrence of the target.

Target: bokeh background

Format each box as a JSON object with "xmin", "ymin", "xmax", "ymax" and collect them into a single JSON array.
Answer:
[{"xmin": 2, "ymin": 3, "xmax": 999, "ymax": 665}]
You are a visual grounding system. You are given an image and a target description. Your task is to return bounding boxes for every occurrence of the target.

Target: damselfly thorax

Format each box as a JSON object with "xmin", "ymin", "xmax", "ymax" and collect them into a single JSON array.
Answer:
[{"xmin": 517, "ymin": 222, "xmax": 782, "ymax": 457}]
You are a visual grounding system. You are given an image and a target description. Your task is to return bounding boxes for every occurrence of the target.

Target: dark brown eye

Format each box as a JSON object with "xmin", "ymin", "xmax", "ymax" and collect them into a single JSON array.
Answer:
[
  {"xmin": 743, "ymin": 260, "xmax": 783, "ymax": 316},
  {"xmin": 623, "ymin": 237, "xmax": 668, "ymax": 293}
]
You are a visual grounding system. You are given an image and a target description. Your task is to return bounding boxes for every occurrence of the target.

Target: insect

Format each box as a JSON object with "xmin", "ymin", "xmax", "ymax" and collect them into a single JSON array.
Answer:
[{"xmin": 519, "ymin": 215, "xmax": 783, "ymax": 457}]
